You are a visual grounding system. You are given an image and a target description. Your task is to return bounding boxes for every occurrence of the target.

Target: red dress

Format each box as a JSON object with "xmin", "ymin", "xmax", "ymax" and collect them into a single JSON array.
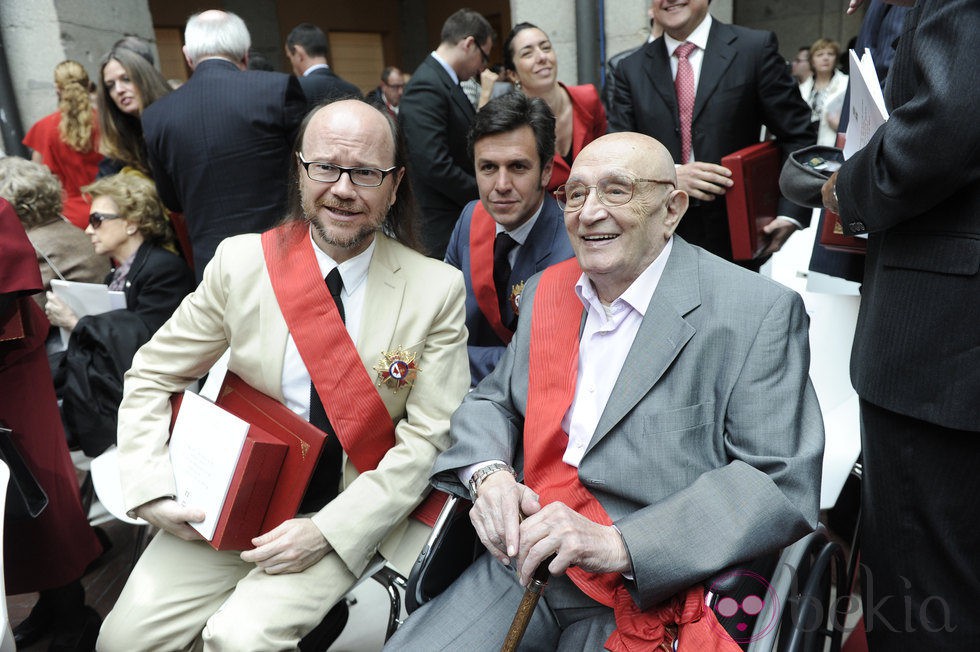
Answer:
[
  {"xmin": 0, "ymin": 199, "xmax": 102, "ymax": 594},
  {"xmin": 22, "ymin": 111, "xmax": 103, "ymax": 230},
  {"xmin": 547, "ymin": 83, "xmax": 608, "ymax": 193}
]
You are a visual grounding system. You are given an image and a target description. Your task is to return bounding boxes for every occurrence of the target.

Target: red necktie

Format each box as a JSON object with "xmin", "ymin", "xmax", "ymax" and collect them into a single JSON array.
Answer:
[{"xmin": 674, "ymin": 41, "xmax": 697, "ymax": 165}]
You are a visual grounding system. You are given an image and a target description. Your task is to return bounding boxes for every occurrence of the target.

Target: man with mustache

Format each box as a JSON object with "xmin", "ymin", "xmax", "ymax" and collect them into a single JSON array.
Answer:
[
  {"xmin": 389, "ymin": 132, "xmax": 823, "ymax": 650},
  {"xmin": 98, "ymin": 99, "xmax": 470, "ymax": 650}
]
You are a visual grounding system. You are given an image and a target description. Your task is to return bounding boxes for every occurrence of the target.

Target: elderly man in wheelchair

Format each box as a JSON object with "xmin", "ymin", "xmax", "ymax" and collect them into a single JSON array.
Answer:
[{"xmin": 387, "ymin": 132, "xmax": 828, "ymax": 651}]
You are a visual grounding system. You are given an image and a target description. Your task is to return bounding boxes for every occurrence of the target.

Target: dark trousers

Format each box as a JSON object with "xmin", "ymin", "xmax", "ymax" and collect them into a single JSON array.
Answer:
[{"xmin": 859, "ymin": 399, "xmax": 980, "ymax": 650}]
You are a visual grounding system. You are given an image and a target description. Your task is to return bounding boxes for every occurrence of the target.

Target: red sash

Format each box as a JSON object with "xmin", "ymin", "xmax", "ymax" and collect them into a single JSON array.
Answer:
[
  {"xmin": 469, "ymin": 202, "xmax": 514, "ymax": 344},
  {"xmin": 524, "ymin": 260, "xmax": 740, "ymax": 652},
  {"xmin": 262, "ymin": 222, "xmax": 444, "ymax": 526}
]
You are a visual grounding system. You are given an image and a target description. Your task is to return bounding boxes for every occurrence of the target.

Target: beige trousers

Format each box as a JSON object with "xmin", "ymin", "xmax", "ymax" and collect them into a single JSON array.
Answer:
[{"xmin": 97, "ymin": 529, "xmax": 358, "ymax": 652}]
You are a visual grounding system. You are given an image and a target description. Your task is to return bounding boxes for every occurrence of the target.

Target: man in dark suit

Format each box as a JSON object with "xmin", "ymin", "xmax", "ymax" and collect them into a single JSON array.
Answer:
[
  {"xmin": 389, "ymin": 132, "xmax": 822, "ymax": 650},
  {"xmin": 823, "ymin": 1, "xmax": 980, "ymax": 647},
  {"xmin": 445, "ymin": 93, "xmax": 574, "ymax": 386},
  {"xmin": 365, "ymin": 66, "xmax": 405, "ymax": 119},
  {"xmin": 609, "ymin": 0, "xmax": 815, "ymax": 265},
  {"xmin": 142, "ymin": 10, "xmax": 306, "ymax": 281},
  {"xmin": 400, "ymin": 9, "xmax": 494, "ymax": 259},
  {"xmin": 285, "ymin": 22, "xmax": 362, "ymax": 108}
]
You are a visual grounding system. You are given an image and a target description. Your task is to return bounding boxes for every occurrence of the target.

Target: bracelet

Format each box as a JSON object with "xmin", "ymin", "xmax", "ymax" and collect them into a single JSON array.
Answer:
[{"xmin": 468, "ymin": 463, "xmax": 516, "ymax": 501}]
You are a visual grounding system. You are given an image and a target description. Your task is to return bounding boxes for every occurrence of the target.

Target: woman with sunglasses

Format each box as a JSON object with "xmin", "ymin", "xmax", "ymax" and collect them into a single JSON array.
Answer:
[
  {"xmin": 44, "ymin": 173, "xmax": 194, "ymax": 456},
  {"xmin": 502, "ymin": 22, "xmax": 607, "ymax": 192}
]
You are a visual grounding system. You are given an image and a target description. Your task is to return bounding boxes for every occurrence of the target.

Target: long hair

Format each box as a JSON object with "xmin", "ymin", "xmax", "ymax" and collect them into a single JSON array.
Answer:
[
  {"xmin": 285, "ymin": 99, "xmax": 424, "ymax": 254},
  {"xmin": 54, "ymin": 60, "xmax": 95, "ymax": 153},
  {"xmin": 96, "ymin": 47, "xmax": 172, "ymax": 172}
]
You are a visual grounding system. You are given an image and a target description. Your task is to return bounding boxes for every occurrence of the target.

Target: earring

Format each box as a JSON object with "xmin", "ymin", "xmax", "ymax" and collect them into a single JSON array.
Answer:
[
  {"xmin": 514, "ymin": 79, "xmax": 522, "ymax": 90},
  {"xmin": 127, "ymin": 228, "xmax": 136, "ymax": 235}
]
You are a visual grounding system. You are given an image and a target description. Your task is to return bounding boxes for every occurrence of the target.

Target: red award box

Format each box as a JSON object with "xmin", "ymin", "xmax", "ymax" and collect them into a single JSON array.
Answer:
[
  {"xmin": 723, "ymin": 141, "xmax": 781, "ymax": 261},
  {"xmin": 170, "ymin": 372, "xmax": 327, "ymax": 549}
]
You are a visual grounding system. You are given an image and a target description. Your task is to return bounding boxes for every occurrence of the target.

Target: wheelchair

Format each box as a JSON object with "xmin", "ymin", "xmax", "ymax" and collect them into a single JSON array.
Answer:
[{"xmin": 302, "ymin": 493, "xmax": 852, "ymax": 651}]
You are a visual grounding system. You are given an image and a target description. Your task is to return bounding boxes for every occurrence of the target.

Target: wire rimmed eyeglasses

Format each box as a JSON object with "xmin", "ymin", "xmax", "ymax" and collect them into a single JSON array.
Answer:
[
  {"xmin": 298, "ymin": 155, "xmax": 399, "ymax": 188},
  {"xmin": 554, "ymin": 177, "xmax": 675, "ymax": 211}
]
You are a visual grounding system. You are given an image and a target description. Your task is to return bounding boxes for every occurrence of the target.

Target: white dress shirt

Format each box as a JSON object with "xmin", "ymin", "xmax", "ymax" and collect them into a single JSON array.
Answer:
[
  {"xmin": 494, "ymin": 199, "xmax": 545, "ymax": 267},
  {"xmin": 663, "ymin": 14, "xmax": 713, "ymax": 164},
  {"xmin": 461, "ymin": 238, "xmax": 674, "ymax": 484},
  {"xmin": 280, "ymin": 229, "xmax": 376, "ymax": 420}
]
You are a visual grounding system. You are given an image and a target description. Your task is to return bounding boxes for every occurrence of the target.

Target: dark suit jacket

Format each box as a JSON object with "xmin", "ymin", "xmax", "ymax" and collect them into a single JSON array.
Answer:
[
  {"xmin": 433, "ymin": 237, "xmax": 823, "ymax": 608},
  {"xmin": 399, "ymin": 55, "xmax": 479, "ymax": 258},
  {"xmin": 445, "ymin": 196, "xmax": 575, "ymax": 385},
  {"xmin": 609, "ymin": 20, "xmax": 815, "ymax": 261},
  {"xmin": 142, "ymin": 59, "xmax": 307, "ymax": 281},
  {"xmin": 298, "ymin": 66, "xmax": 362, "ymax": 108},
  {"xmin": 836, "ymin": 0, "xmax": 980, "ymax": 431},
  {"xmin": 108, "ymin": 241, "xmax": 196, "ymax": 335}
]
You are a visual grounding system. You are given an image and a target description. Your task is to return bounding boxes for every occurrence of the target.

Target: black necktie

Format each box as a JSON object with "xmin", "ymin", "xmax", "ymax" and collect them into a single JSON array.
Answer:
[
  {"xmin": 493, "ymin": 232, "xmax": 518, "ymax": 325},
  {"xmin": 300, "ymin": 267, "xmax": 345, "ymax": 514}
]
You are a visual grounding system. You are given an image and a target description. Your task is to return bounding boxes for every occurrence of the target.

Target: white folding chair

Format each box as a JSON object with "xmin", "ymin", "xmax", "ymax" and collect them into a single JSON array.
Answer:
[
  {"xmin": 88, "ymin": 447, "xmax": 151, "ymax": 566},
  {"xmin": 1, "ymin": 461, "xmax": 18, "ymax": 652}
]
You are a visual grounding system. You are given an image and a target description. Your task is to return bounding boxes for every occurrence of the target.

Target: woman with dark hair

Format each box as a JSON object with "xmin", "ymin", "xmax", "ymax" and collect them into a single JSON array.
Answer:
[
  {"xmin": 95, "ymin": 45, "xmax": 172, "ymax": 176},
  {"xmin": 503, "ymin": 22, "xmax": 606, "ymax": 192},
  {"xmin": 799, "ymin": 38, "xmax": 848, "ymax": 146},
  {"xmin": 22, "ymin": 60, "xmax": 104, "ymax": 229},
  {"xmin": 44, "ymin": 173, "xmax": 195, "ymax": 456}
]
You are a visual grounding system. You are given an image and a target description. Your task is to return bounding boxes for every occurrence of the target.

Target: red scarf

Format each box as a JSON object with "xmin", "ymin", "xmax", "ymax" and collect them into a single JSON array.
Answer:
[
  {"xmin": 523, "ymin": 259, "xmax": 740, "ymax": 651},
  {"xmin": 469, "ymin": 202, "xmax": 514, "ymax": 344},
  {"xmin": 262, "ymin": 222, "xmax": 444, "ymax": 526}
]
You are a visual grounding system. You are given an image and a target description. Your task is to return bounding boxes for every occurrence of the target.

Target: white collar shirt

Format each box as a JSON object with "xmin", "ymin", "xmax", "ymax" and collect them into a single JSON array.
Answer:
[
  {"xmin": 493, "ymin": 198, "xmax": 545, "ymax": 267},
  {"xmin": 430, "ymin": 51, "xmax": 460, "ymax": 85},
  {"xmin": 560, "ymin": 237, "xmax": 674, "ymax": 467},
  {"xmin": 663, "ymin": 14, "xmax": 712, "ymax": 164},
  {"xmin": 280, "ymin": 229, "xmax": 376, "ymax": 419},
  {"xmin": 303, "ymin": 63, "xmax": 330, "ymax": 76}
]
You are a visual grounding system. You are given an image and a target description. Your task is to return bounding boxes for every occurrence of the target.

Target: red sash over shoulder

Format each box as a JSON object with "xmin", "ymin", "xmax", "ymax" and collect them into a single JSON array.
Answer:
[
  {"xmin": 523, "ymin": 259, "xmax": 740, "ymax": 652},
  {"xmin": 469, "ymin": 202, "xmax": 514, "ymax": 344},
  {"xmin": 262, "ymin": 222, "xmax": 444, "ymax": 526}
]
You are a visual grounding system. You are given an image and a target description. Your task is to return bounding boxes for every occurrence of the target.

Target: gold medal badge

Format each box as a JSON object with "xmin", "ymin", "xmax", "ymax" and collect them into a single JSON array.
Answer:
[
  {"xmin": 509, "ymin": 281, "xmax": 525, "ymax": 316},
  {"xmin": 374, "ymin": 346, "xmax": 419, "ymax": 393}
]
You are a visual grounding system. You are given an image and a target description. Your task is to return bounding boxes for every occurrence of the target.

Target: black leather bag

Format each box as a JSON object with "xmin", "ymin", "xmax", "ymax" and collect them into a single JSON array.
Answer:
[{"xmin": 0, "ymin": 425, "xmax": 49, "ymax": 520}]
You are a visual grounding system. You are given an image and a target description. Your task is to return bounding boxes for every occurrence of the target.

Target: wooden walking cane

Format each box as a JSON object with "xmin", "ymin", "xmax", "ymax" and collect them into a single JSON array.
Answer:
[{"xmin": 500, "ymin": 554, "xmax": 557, "ymax": 652}]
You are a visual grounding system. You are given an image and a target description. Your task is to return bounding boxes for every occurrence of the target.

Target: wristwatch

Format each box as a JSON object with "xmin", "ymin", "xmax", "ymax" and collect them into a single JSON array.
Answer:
[{"xmin": 468, "ymin": 463, "xmax": 516, "ymax": 501}]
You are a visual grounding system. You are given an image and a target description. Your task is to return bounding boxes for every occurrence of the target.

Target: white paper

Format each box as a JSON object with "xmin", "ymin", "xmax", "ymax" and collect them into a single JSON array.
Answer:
[
  {"xmin": 844, "ymin": 49, "xmax": 889, "ymax": 160},
  {"xmin": 49, "ymin": 279, "xmax": 128, "ymax": 346},
  {"xmin": 169, "ymin": 390, "xmax": 250, "ymax": 540}
]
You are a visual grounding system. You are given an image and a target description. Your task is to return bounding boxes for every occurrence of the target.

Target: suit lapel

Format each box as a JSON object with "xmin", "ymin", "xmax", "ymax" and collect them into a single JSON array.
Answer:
[
  {"xmin": 428, "ymin": 56, "xmax": 475, "ymax": 120},
  {"xmin": 587, "ymin": 239, "xmax": 701, "ymax": 452},
  {"xmin": 643, "ymin": 41, "xmax": 680, "ymax": 124},
  {"xmin": 356, "ymin": 235, "xmax": 406, "ymax": 392},
  {"xmin": 693, "ymin": 22, "xmax": 737, "ymax": 123}
]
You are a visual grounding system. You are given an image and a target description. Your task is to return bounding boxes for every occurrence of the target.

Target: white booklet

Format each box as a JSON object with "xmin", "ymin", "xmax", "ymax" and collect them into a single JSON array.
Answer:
[
  {"xmin": 844, "ymin": 48, "xmax": 889, "ymax": 160},
  {"xmin": 169, "ymin": 390, "xmax": 250, "ymax": 540},
  {"xmin": 49, "ymin": 279, "xmax": 126, "ymax": 347}
]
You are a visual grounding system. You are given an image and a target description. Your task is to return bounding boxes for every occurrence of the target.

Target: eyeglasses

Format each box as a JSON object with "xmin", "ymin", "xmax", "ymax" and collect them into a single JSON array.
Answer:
[
  {"xmin": 554, "ymin": 177, "xmax": 675, "ymax": 211},
  {"xmin": 89, "ymin": 212, "xmax": 123, "ymax": 229},
  {"xmin": 471, "ymin": 36, "xmax": 490, "ymax": 66},
  {"xmin": 298, "ymin": 155, "xmax": 399, "ymax": 188}
]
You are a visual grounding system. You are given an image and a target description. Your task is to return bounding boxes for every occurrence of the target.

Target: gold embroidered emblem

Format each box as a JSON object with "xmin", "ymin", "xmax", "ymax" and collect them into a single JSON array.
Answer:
[
  {"xmin": 509, "ymin": 281, "xmax": 526, "ymax": 316},
  {"xmin": 373, "ymin": 346, "xmax": 419, "ymax": 393}
]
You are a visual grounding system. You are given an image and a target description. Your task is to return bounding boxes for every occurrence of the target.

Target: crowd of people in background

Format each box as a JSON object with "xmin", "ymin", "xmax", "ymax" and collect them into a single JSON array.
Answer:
[{"xmin": 1, "ymin": 1, "xmax": 976, "ymax": 650}]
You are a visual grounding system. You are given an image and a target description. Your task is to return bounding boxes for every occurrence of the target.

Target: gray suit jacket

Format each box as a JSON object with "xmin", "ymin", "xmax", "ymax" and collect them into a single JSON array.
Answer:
[
  {"xmin": 836, "ymin": 0, "xmax": 980, "ymax": 431},
  {"xmin": 432, "ymin": 237, "xmax": 824, "ymax": 608}
]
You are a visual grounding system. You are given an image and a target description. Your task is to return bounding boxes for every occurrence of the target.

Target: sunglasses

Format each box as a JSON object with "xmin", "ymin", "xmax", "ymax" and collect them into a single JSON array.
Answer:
[{"xmin": 89, "ymin": 212, "xmax": 122, "ymax": 229}]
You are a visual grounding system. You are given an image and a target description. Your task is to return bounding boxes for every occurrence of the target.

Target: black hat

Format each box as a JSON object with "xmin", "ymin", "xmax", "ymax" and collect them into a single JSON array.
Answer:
[{"xmin": 779, "ymin": 145, "xmax": 845, "ymax": 209}]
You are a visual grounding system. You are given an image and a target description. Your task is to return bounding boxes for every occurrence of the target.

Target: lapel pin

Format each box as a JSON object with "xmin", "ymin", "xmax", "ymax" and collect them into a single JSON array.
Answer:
[{"xmin": 374, "ymin": 346, "xmax": 419, "ymax": 393}]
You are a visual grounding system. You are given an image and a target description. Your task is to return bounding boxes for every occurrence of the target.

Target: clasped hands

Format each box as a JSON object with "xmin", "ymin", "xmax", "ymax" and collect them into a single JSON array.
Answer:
[
  {"xmin": 469, "ymin": 471, "xmax": 631, "ymax": 587},
  {"xmin": 134, "ymin": 497, "xmax": 329, "ymax": 574}
]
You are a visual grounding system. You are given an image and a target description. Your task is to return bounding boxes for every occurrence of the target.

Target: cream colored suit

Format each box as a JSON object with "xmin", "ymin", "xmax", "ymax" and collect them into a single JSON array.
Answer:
[{"xmin": 98, "ymin": 230, "xmax": 469, "ymax": 651}]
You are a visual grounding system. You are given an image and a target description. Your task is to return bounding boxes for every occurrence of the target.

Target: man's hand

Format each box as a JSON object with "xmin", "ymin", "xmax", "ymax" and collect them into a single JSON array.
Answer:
[
  {"xmin": 134, "ymin": 497, "xmax": 205, "ymax": 541},
  {"xmin": 675, "ymin": 162, "xmax": 733, "ymax": 201},
  {"xmin": 821, "ymin": 171, "xmax": 840, "ymax": 214},
  {"xmin": 44, "ymin": 292, "xmax": 79, "ymax": 331},
  {"xmin": 760, "ymin": 218, "xmax": 800, "ymax": 255},
  {"xmin": 240, "ymin": 518, "xmax": 330, "ymax": 574},
  {"xmin": 516, "ymin": 501, "xmax": 630, "ymax": 586},
  {"xmin": 469, "ymin": 471, "xmax": 540, "ymax": 565}
]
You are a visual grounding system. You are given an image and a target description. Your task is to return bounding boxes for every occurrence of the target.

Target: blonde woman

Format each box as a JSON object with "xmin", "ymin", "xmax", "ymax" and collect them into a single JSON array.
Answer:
[{"xmin": 22, "ymin": 60, "xmax": 104, "ymax": 229}]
